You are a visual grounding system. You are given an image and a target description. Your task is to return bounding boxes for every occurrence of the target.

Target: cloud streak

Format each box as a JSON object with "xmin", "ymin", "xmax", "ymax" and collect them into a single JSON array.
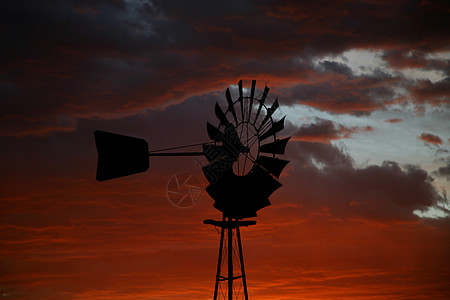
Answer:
[{"xmin": 290, "ymin": 118, "xmax": 373, "ymax": 143}]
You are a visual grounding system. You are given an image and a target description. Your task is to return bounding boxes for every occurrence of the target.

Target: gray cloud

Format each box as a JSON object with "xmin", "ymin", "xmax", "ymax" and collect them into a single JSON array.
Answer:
[
  {"xmin": 281, "ymin": 141, "xmax": 447, "ymax": 221},
  {"xmin": 433, "ymin": 158, "xmax": 450, "ymax": 181}
]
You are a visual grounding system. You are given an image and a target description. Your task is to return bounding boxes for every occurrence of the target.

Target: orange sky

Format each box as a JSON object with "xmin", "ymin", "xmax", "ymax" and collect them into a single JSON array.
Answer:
[
  {"xmin": 1, "ymin": 172, "xmax": 449, "ymax": 299},
  {"xmin": 1, "ymin": 0, "xmax": 450, "ymax": 299}
]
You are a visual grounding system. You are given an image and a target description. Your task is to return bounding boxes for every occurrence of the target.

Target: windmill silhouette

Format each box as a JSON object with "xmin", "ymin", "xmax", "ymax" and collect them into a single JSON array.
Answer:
[{"xmin": 94, "ymin": 80, "xmax": 290, "ymax": 299}]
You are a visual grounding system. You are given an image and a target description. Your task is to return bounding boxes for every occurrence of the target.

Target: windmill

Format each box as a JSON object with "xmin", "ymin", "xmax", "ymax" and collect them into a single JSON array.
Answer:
[{"xmin": 94, "ymin": 80, "xmax": 290, "ymax": 300}]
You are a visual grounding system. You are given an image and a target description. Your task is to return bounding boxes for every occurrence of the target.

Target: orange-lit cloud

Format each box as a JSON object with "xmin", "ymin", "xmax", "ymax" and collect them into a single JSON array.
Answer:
[
  {"xmin": 385, "ymin": 118, "xmax": 403, "ymax": 124},
  {"xmin": 419, "ymin": 132, "xmax": 443, "ymax": 145}
]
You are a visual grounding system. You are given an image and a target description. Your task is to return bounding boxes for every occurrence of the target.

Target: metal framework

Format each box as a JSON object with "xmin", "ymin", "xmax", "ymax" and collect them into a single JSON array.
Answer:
[{"xmin": 204, "ymin": 216, "xmax": 256, "ymax": 300}]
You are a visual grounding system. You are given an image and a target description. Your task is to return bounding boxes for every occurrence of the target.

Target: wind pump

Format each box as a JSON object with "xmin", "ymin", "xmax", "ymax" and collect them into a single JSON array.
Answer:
[{"xmin": 94, "ymin": 80, "xmax": 290, "ymax": 299}]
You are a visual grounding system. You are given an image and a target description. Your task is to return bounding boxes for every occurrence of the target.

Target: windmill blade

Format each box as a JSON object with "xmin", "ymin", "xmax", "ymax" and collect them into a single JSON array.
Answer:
[
  {"xmin": 215, "ymin": 103, "xmax": 229, "ymax": 125},
  {"xmin": 94, "ymin": 130, "xmax": 149, "ymax": 181},
  {"xmin": 250, "ymin": 79, "xmax": 256, "ymax": 99},
  {"xmin": 248, "ymin": 80, "xmax": 256, "ymax": 122},
  {"xmin": 258, "ymin": 98, "xmax": 279, "ymax": 131},
  {"xmin": 259, "ymin": 137, "xmax": 290, "ymax": 155},
  {"xmin": 247, "ymin": 165, "xmax": 281, "ymax": 211},
  {"xmin": 253, "ymin": 85, "xmax": 270, "ymax": 125},
  {"xmin": 238, "ymin": 79, "xmax": 244, "ymax": 120},
  {"xmin": 225, "ymin": 87, "xmax": 238, "ymax": 124},
  {"xmin": 259, "ymin": 116, "xmax": 286, "ymax": 141},
  {"xmin": 255, "ymin": 155, "xmax": 289, "ymax": 178},
  {"xmin": 238, "ymin": 79, "xmax": 243, "ymax": 99},
  {"xmin": 207, "ymin": 122, "xmax": 221, "ymax": 141}
]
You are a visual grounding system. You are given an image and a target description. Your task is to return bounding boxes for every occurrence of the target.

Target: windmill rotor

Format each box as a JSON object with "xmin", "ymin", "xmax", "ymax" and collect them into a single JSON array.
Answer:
[{"xmin": 202, "ymin": 80, "xmax": 290, "ymax": 220}]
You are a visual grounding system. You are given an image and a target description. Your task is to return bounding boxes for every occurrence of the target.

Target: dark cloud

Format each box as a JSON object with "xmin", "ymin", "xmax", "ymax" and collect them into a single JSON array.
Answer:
[
  {"xmin": 280, "ymin": 71, "xmax": 400, "ymax": 115},
  {"xmin": 419, "ymin": 132, "xmax": 443, "ymax": 145},
  {"xmin": 382, "ymin": 49, "xmax": 450, "ymax": 77},
  {"xmin": 383, "ymin": 50, "xmax": 430, "ymax": 69},
  {"xmin": 315, "ymin": 61, "xmax": 354, "ymax": 77},
  {"xmin": 411, "ymin": 79, "xmax": 450, "ymax": 106},
  {"xmin": 289, "ymin": 118, "xmax": 373, "ymax": 143},
  {"xmin": 283, "ymin": 141, "xmax": 446, "ymax": 221},
  {"xmin": 264, "ymin": 0, "xmax": 450, "ymax": 53},
  {"xmin": 1, "ymin": 0, "xmax": 449, "ymax": 136}
]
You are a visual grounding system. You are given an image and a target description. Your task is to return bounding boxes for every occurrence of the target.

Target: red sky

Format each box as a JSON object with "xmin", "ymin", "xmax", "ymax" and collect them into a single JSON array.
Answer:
[{"xmin": 1, "ymin": 0, "xmax": 450, "ymax": 299}]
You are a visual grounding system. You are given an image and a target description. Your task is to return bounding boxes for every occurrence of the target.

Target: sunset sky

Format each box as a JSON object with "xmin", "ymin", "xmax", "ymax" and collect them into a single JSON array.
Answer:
[{"xmin": 1, "ymin": 0, "xmax": 450, "ymax": 299}]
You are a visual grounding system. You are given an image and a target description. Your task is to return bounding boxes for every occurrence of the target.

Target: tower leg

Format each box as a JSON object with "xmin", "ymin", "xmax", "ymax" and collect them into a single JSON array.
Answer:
[
  {"xmin": 236, "ymin": 225, "xmax": 249, "ymax": 300},
  {"xmin": 214, "ymin": 215, "xmax": 226, "ymax": 300},
  {"xmin": 228, "ymin": 217, "xmax": 233, "ymax": 300}
]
